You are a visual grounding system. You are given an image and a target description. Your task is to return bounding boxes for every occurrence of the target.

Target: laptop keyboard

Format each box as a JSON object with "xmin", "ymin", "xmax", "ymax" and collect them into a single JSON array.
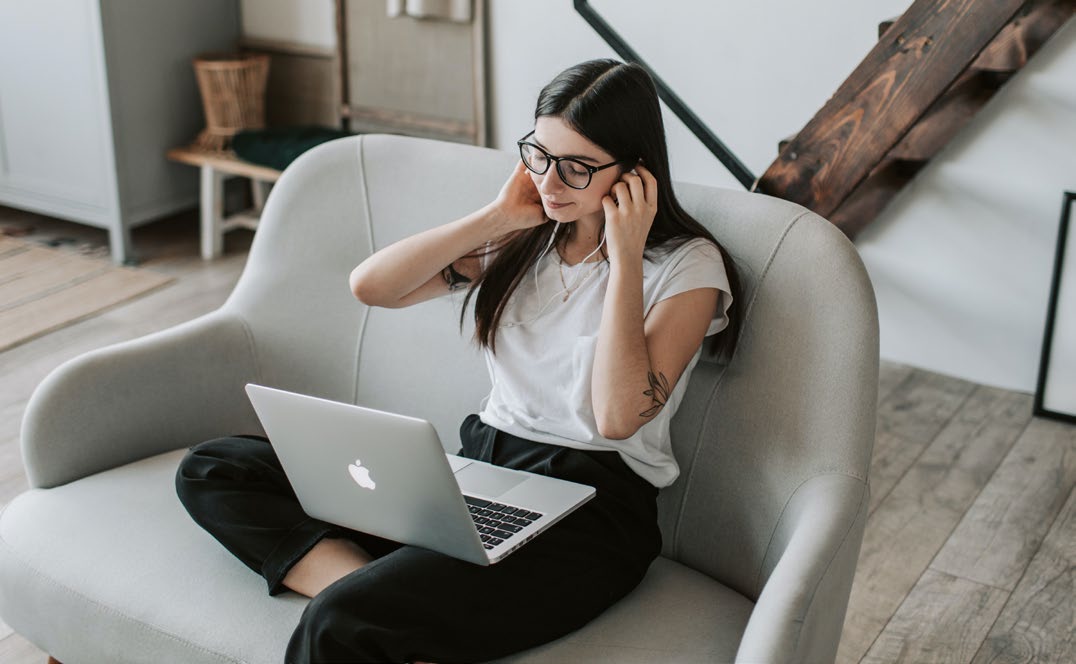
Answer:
[{"xmin": 464, "ymin": 495, "xmax": 544, "ymax": 550}]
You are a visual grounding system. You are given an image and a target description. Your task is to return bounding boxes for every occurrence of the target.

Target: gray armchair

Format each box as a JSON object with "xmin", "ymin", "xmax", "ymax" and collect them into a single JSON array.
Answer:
[{"xmin": 0, "ymin": 135, "xmax": 878, "ymax": 663}]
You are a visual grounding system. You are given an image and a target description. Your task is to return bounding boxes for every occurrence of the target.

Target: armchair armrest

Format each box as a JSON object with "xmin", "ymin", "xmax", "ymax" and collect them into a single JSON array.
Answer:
[
  {"xmin": 736, "ymin": 473, "xmax": 870, "ymax": 664},
  {"xmin": 21, "ymin": 312, "xmax": 263, "ymax": 489}
]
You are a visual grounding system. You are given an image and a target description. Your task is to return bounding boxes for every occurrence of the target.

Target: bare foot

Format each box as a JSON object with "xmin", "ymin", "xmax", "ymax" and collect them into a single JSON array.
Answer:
[{"xmin": 282, "ymin": 537, "xmax": 373, "ymax": 598}]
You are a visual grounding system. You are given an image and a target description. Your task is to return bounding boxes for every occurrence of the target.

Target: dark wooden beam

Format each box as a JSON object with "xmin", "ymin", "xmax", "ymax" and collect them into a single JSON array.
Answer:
[
  {"xmin": 757, "ymin": 0, "xmax": 1027, "ymax": 217},
  {"xmin": 883, "ymin": 1, "xmax": 1076, "ymax": 71},
  {"xmin": 829, "ymin": 159, "xmax": 923, "ymax": 238},
  {"xmin": 828, "ymin": 0, "xmax": 1076, "ymax": 236},
  {"xmin": 886, "ymin": 68, "xmax": 1009, "ymax": 161},
  {"xmin": 973, "ymin": 0, "xmax": 1076, "ymax": 70}
]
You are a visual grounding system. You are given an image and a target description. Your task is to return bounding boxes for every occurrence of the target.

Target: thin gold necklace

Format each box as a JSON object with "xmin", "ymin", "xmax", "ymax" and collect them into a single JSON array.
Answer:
[{"xmin": 556, "ymin": 248, "xmax": 603, "ymax": 302}]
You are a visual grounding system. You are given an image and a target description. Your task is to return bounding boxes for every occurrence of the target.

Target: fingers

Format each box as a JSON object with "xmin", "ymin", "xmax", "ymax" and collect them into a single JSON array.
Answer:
[
  {"xmin": 616, "ymin": 165, "xmax": 656, "ymax": 208},
  {"xmin": 495, "ymin": 159, "xmax": 543, "ymax": 226},
  {"xmin": 512, "ymin": 159, "xmax": 538, "ymax": 189},
  {"xmin": 503, "ymin": 160, "xmax": 525, "ymax": 192},
  {"xmin": 601, "ymin": 194, "xmax": 617, "ymax": 218},
  {"xmin": 510, "ymin": 160, "xmax": 538, "ymax": 194},
  {"xmin": 623, "ymin": 172, "xmax": 645, "ymax": 206},
  {"xmin": 512, "ymin": 159, "xmax": 532, "ymax": 181},
  {"xmin": 635, "ymin": 164, "xmax": 658, "ymax": 204}
]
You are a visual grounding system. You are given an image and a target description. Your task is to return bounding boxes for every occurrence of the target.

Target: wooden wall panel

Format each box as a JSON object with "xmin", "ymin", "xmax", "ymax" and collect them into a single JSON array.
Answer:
[
  {"xmin": 239, "ymin": 37, "xmax": 342, "ymax": 129},
  {"xmin": 344, "ymin": 0, "xmax": 486, "ymax": 145}
]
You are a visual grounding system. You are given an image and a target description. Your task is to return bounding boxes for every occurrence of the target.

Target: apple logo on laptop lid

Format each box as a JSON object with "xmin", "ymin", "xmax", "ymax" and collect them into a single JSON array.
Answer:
[{"xmin": 348, "ymin": 459, "xmax": 376, "ymax": 490}]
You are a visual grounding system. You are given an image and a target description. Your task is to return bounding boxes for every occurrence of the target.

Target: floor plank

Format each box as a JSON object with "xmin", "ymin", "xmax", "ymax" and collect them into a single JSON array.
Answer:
[
  {"xmin": 970, "ymin": 485, "xmax": 1076, "ymax": 664},
  {"xmin": 861, "ymin": 569, "xmax": 1010, "ymax": 664},
  {"xmin": 877, "ymin": 360, "xmax": 915, "ymax": 405},
  {"xmin": 0, "ymin": 263, "xmax": 173, "ymax": 353},
  {"xmin": 868, "ymin": 369, "xmax": 978, "ymax": 514},
  {"xmin": 837, "ymin": 385, "xmax": 1033, "ymax": 663},
  {"xmin": 0, "ymin": 245, "xmax": 105, "ymax": 307},
  {"xmin": 931, "ymin": 416, "xmax": 1076, "ymax": 591},
  {"xmin": 0, "ymin": 630, "xmax": 48, "ymax": 664}
]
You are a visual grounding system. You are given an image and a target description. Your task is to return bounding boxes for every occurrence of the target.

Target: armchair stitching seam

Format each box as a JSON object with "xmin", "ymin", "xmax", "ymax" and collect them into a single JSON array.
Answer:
[
  {"xmin": 671, "ymin": 209, "xmax": 809, "ymax": 558},
  {"xmin": 751, "ymin": 470, "xmax": 864, "ymax": 598},
  {"xmin": 790, "ymin": 477, "xmax": 868, "ymax": 656},
  {"xmin": 750, "ymin": 472, "xmax": 868, "ymax": 658},
  {"xmin": 234, "ymin": 313, "xmax": 263, "ymax": 385},
  {"xmin": 353, "ymin": 136, "xmax": 374, "ymax": 404}
]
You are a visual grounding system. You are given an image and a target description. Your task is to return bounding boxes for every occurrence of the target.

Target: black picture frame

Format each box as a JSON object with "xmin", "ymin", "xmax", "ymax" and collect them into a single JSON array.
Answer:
[{"xmin": 1033, "ymin": 191, "xmax": 1076, "ymax": 424}]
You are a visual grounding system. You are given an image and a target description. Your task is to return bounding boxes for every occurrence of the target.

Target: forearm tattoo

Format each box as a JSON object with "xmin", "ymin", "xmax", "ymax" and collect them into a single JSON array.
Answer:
[
  {"xmin": 442, "ymin": 263, "xmax": 472, "ymax": 292},
  {"xmin": 639, "ymin": 371, "xmax": 672, "ymax": 418}
]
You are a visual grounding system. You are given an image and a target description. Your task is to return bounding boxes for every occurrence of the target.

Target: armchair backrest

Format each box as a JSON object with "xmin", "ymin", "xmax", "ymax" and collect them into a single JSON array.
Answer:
[{"xmin": 224, "ymin": 135, "xmax": 879, "ymax": 601}]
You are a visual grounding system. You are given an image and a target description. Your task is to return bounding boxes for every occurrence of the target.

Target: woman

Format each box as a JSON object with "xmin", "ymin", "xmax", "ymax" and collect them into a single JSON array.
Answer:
[{"xmin": 176, "ymin": 59, "xmax": 741, "ymax": 664}]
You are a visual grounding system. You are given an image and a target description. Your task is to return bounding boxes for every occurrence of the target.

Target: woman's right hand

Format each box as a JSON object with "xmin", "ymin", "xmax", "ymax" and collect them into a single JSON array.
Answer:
[{"xmin": 489, "ymin": 160, "xmax": 547, "ymax": 232}]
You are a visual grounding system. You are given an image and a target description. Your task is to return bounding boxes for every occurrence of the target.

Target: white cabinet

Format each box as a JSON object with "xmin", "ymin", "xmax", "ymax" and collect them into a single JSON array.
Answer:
[{"xmin": 0, "ymin": 0, "xmax": 240, "ymax": 263}]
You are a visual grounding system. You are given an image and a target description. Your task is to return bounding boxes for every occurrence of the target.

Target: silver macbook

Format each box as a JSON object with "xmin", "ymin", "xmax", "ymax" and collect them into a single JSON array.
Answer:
[{"xmin": 245, "ymin": 384, "xmax": 596, "ymax": 565}]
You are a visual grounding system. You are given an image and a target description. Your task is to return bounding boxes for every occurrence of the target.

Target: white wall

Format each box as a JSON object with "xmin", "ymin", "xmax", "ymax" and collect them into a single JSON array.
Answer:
[
  {"xmin": 492, "ymin": 1, "xmax": 1076, "ymax": 394},
  {"xmin": 241, "ymin": 0, "xmax": 1076, "ymax": 394},
  {"xmin": 488, "ymin": 0, "xmax": 912, "ymax": 185}
]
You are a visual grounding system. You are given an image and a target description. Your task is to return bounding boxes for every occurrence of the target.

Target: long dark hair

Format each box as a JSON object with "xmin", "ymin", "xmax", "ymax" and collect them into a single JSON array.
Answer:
[{"xmin": 459, "ymin": 59, "xmax": 742, "ymax": 363}]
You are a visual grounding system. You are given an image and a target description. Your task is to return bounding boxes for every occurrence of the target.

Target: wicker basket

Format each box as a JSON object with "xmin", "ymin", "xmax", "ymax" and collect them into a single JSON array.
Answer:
[{"xmin": 192, "ymin": 52, "xmax": 270, "ymax": 151}]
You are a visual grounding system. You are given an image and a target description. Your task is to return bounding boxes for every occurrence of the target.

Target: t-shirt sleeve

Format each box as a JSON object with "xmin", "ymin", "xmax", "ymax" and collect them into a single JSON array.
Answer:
[{"xmin": 651, "ymin": 238, "xmax": 734, "ymax": 337}]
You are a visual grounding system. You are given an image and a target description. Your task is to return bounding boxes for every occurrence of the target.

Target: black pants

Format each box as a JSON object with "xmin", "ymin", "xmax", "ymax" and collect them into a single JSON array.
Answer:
[{"xmin": 175, "ymin": 413, "xmax": 662, "ymax": 664}]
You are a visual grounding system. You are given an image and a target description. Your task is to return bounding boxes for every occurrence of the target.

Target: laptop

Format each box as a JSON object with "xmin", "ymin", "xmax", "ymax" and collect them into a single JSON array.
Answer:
[{"xmin": 244, "ymin": 384, "xmax": 596, "ymax": 565}]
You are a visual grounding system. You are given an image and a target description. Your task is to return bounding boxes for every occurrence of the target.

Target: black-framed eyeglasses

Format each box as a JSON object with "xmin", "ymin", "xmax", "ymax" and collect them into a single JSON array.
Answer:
[{"xmin": 516, "ymin": 131, "xmax": 626, "ymax": 190}]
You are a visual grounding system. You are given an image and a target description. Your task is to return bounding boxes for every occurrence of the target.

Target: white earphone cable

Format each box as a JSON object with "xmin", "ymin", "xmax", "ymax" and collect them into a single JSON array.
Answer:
[{"xmin": 503, "ymin": 222, "xmax": 606, "ymax": 328}]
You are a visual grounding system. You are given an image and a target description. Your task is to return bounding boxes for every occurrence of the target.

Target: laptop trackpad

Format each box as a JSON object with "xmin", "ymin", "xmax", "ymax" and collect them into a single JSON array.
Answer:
[{"xmin": 455, "ymin": 464, "xmax": 527, "ymax": 498}]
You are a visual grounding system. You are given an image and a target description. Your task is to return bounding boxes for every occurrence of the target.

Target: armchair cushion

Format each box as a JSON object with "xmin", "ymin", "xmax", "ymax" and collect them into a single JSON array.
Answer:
[
  {"xmin": 0, "ymin": 449, "xmax": 753, "ymax": 664},
  {"xmin": 0, "ymin": 450, "xmax": 304, "ymax": 664}
]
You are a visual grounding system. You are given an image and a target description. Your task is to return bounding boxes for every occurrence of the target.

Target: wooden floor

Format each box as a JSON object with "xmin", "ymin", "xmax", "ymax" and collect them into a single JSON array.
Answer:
[{"xmin": 0, "ymin": 208, "xmax": 1073, "ymax": 663}]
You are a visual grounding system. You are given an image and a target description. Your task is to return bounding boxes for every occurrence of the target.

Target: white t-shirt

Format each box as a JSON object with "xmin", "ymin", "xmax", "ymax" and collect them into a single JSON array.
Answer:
[{"xmin": 466, "ymin": 236, "xmax": 733, "ymax": 488}]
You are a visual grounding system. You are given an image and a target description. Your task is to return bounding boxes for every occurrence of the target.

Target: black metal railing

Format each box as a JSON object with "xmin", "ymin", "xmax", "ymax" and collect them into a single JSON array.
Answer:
[{"xmin": 573, "ymin": 0, "xmax": 756, "ymax": 189}]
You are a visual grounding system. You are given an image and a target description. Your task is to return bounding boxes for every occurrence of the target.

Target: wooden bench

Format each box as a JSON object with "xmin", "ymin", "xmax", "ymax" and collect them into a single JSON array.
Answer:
[{"xmin": 166, "ymin": 147, "xmax": 283, "ymax": 259}]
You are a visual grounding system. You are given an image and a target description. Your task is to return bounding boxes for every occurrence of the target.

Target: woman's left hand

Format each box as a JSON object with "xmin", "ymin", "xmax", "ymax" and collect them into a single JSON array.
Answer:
[{"xmin": 602, "ymin": 163, "xmax": 658, "ymax": 265}]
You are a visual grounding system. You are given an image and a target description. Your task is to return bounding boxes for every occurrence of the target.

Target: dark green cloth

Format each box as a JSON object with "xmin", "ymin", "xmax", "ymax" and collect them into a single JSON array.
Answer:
[{"xmin": 231, "ymin": 125, "xmax": 354, "ymax": 171}]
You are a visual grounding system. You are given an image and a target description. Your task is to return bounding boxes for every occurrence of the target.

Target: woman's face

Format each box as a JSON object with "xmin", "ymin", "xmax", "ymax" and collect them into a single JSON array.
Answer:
[{"xmin": 529, "ymin": 116, "xmax": 624, "ymax": 227}]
